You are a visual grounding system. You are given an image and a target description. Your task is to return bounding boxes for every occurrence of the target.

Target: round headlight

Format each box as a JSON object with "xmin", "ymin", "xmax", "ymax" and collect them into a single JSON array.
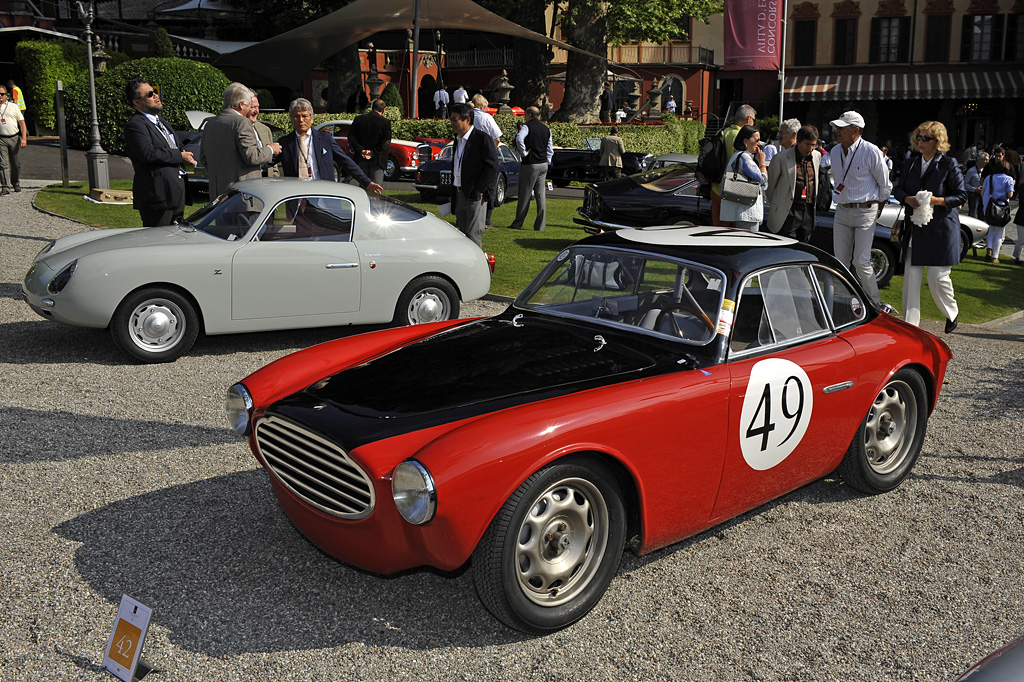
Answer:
[
  {"xmin": 225, "ymin": 383, "xmax": 254, "ymax": 435},
  {"xmin": 392, "ymin": 460, "xmax": 436, "ymax": 525},
  {"xmin": 47, "ymin": 260, "xmax": 77, "ymax": 294}
]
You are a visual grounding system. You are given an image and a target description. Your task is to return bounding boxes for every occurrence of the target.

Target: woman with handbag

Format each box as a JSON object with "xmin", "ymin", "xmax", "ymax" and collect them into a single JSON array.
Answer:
[
  {"xmin": 720, "ymin": 125, "xmax": 768, "ymax": 230},
  {"xmin": 893, "ymin": 121, "xmax": 967, "ymax": 332},
  {"xmin": 981, "ymin": 158, "xmax": 1015, "ymax": 263}
]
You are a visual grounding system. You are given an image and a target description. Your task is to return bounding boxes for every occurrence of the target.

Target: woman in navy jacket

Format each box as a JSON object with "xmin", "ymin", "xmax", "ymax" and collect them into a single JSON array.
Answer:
[{"xmin": 893, "ymin": 121, "xmax": 967, "ymax": 333}]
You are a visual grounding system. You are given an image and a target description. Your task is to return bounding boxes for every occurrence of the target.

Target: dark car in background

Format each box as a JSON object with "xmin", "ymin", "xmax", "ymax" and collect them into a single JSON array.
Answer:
[
  {"xmin": 574, "ymin": 163, "xmax": 989, "ymax": 289},
  {"xmin": 414, "ymin": 143, "xmax": 521, "ymax": 206},
  {"xmin": 314, "ymin": 120, "xmax": 445, "ymax": 182},
  {"xmin": 549, "ymin": 137, "xmax": 654, "ymax": 187}
]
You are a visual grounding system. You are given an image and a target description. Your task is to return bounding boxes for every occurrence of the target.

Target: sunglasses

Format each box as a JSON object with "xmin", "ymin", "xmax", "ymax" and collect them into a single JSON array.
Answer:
[
  {"xmin": 916, "ymin": 135, "xmax": 935, "ymax": 142},
  {"xmin": 0, "ymin": 92, "xmax": 7, "ymax": 96},
  {"xmin": 137, "ymin": 90, "xmax": 159, "ymax": 100}
]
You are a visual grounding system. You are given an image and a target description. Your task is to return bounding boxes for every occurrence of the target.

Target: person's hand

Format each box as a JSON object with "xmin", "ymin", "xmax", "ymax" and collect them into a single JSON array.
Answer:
[
  {"xmin": 366, "ymin": 182, "xmax": 383, "ymax": 194},
  {"xmin": 268, "ymin": 142, "xmax": 282, "ymax": 154},
  {"xmin": 474, "ymin": 191, "xmax": 483, "ymax": 201},
  {"xmin": 905, "ymin": 196, "xmax": 921, "ymax": 209},
  {"xmin": 753, "ymin": 146, "xmax": 766, "ymax": 167},
  {"xmin": 181, "ymin": 150, "xmax": 195, "ymax": 165},
  {"xmin": 19, "ymin": 137, "xmax": 27, "ymax": 149},
  {"xmin": 361, "ymin": 149, "xmax": 372, "ymax": 159}
]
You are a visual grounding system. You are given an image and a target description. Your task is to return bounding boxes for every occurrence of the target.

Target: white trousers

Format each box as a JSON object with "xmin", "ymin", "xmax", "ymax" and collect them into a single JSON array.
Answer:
[
  {"xmin": 901, "ymin": 242, "xmax": 958, "ymax": 326},
  {"xmin": 833, "ymin": 206, "xmax": 881, "ymax": 304},
  {"xmin": 986, "ymin": 225, "xmax": 1005, "ymax": 255}
]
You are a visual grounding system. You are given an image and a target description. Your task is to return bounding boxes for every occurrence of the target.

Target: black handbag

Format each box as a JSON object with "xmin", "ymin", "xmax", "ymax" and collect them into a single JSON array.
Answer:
[{"xmin": 984, "ymin": 177, "xmax": 1013, "ymax": 227}]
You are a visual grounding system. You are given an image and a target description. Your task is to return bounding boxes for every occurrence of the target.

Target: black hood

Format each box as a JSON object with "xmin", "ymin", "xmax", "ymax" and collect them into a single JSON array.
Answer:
[{"xmin": 268, "ymin": 314, "xmax": 676, "ymax": 450}]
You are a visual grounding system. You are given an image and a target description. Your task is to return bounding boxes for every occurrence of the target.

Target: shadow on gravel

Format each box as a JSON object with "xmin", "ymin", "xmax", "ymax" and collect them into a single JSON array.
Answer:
[
  {"xmin": 0, "ymin": 282, "xmax": 26, "ymax": 300},
  {"xmin": 53, "ymin": 471, "xmax": 529, "ymax": 654},
  {"xmin": 0, "ymin": 407, "xmax": 236, "ymax": 463},
  {"xmin": 0, "ymin": 231, "xmax": 52, "ymax": 243}
]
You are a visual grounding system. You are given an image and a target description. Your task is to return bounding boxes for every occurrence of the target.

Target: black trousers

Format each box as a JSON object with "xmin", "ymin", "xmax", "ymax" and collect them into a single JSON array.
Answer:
[
  {"xmin": 779, "ymin": 201, "xmax": 815, "ymax": 242},
  {"xmin": 138, "ymin": 177, "xmax": 186, "ymax": 227}
]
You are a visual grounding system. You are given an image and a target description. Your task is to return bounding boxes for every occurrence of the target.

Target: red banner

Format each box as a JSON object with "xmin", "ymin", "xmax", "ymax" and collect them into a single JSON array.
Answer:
[{"xmin": 724, "ymin": 0, "xmax": 782, "ymax": 71}]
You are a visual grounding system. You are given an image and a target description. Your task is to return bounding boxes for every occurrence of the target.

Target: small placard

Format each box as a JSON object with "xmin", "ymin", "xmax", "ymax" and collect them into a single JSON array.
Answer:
[
  {"xmin": 438, "ymin": 201, "xmax": 452, "ymax": 217},
  {"xmin": 103, "ymin": 595, "xmax": 152, "ymax": 682}
]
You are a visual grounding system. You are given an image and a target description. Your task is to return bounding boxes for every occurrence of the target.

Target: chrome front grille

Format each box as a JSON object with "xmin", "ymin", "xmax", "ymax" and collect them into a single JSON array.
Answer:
[
  {"xmin": 416, "ymin": 144, "xmax": 432, "ymax": 164},
  {"xmin": 255, "ymin": 415, "xmax": 375, "ymax": 519}
]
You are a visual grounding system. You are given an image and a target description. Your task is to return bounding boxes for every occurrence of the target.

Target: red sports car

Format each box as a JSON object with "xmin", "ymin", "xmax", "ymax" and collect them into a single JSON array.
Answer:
[
  {"xmin": 313, "ymin": 119, "xmax": 445, "ymax": 181},
  {"xmin": 226, "ymin": 226, "xmax": 952, "ymax": 634}
]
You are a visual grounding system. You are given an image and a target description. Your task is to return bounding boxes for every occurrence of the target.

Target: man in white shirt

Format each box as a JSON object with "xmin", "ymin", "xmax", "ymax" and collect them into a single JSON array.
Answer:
[
  {"xmin": 509, "ymin": 106, "xmax": 553, "ymax": 231},
  {"xmin": 453, "ymin": 85, "xmax": 468, "ymax": 105},
  {"xmin": 433, "ymin": 84, "xmax": 450, "ymax": 118},
  {"xmin": 664, "ymin": 96, "xmax": 677, "ymax": 115},
  {"xmin": 468, "ymin": 94, "xmax": 502, "ymax": 227},
  {"xmin": 0, "ymin": 83, "xmax": 27, "ymax": 195},
  {"xmin": 829, "ymin": 110, "xmax": 892, "ymax": 304},
  {"xmin": 449, "ymin": 103, "xmax": 498, "ymax": 248}
]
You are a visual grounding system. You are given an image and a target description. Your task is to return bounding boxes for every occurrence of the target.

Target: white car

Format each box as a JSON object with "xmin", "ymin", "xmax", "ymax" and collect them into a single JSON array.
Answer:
[{"xmin": 23, "ymin": 179, "xmax": 492, "ymax": 363}]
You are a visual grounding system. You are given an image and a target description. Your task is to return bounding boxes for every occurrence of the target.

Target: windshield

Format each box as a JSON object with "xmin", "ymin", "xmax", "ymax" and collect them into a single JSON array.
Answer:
[
  {"xmin": 517, "ymin": 246, "xmax": 723, "ymax": 345},
  {"xmin": 633, "ymin": 166, "xmax": 698, "ymax": 192},
  {"xmin": 185, "ymin": 190, "xmax": 265, "ymax": 241}
]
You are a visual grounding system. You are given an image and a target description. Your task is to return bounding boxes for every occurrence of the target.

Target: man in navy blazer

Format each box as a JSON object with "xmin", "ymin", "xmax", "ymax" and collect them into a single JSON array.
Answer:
[
  {"xmin": 277, "ymin": 98, "xmax": 382, "ymax": 194},
  {"xmin": 449, "ymin": 102, "xmax": 498, "ymax": 248},
  {"xmin": 123, "ymin": 78, "xmax": 195, "ymax": 226}
]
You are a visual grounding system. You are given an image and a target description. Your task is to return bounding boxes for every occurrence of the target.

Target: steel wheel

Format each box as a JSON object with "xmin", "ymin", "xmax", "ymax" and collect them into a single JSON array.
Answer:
[
  {"xmin": 863, "ymin": 379, "xmax": 918, "ymax": 475},
  {"xmin": 473, "ymin": 458, "xmax": 626, "ymax": 633},
  {"xmin": 837, "ymin": 369, "xmax": 928, "ymax": 494},
  {"xmin": 871, "ymin": 245, "xmax": 895, "ymax": 288},
  {"xmin": 384, "ymin": 156, "xmax": 399, "ymax": 181},
  {"xmin": 393, "ymin": 276, "xmax": 459, "ymax": 326},
  {"xmin": 495, "ymin": 175, "xmax": 507, "ymax": 206},
  {"xmin": 111, "ymin": 287, "xmax": 200, "ymax": 363},
  {"xmin": 514, "ymin": 477, "xmax": 608, "ymax": 607}
]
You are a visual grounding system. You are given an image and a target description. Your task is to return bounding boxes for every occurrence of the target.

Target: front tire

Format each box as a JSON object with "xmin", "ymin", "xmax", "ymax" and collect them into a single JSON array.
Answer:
[
  {"xmin": 392, "ymin": 276, "xmax": 459, "ymax": 326},
  {"xmin": 495, "ymin": 175, "xmax": 507, "ymax": 206},
  {"xmin": 472, "ymin": 458, "xmax": 626, "ymax": 634},
  {"xmin": 837, "ymin": 369, "xmax": 928, "ymax": 494},
  {"xmin": 111, "ymin": 288, "xmax": 199, "ymax": 363},
  {"xmin": 384, "ymin": 155, "xmax": 399, "ymax": 182}
]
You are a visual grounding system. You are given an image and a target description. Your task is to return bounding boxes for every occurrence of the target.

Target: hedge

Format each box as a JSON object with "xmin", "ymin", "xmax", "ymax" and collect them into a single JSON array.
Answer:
[
  {"xmin": 64, "ymin": 57, "xmax": 230, "ymax": 156},
  {"xmin": 15, "ymin": 40, "xmax": 128, "ymax": 130}
]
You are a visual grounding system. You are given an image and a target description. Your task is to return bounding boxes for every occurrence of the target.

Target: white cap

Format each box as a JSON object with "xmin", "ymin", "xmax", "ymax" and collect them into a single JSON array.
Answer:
[{"xmin": 830, "ymin": 111, "xmax": 865, "ymax": 128}]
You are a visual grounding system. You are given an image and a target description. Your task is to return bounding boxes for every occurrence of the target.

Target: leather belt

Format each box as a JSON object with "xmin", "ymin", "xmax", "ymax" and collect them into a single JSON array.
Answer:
[
  {"xmin": 0, "ymin": 133, "xmax": 21, "ymax": 138},
  {"xmin": 839, "ymin": 201, "xmax": 881, "ymax": 209}
]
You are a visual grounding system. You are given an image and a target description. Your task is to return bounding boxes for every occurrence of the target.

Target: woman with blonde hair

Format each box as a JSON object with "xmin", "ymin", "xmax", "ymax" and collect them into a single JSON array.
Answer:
[{"xmin": 893, "ymin": 121, "xmax": 966, "ymax": 333}]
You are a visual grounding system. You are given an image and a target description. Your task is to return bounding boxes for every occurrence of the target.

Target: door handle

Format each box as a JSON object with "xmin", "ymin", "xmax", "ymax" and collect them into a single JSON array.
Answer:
[{"xmin": 325, "ymin": 263, "xmax": 359, "ymax": 269}]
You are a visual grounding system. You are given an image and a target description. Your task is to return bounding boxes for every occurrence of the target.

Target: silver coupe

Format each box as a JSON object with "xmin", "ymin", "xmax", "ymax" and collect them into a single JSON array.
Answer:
[{"xmin": 23, "ymin": 179, "xmax": 492, "ymax": 363}]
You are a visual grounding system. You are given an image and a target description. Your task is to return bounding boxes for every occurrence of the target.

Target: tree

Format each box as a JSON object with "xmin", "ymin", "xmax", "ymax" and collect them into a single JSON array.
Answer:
[
  {"xmin": 227, "ymin": 0, "xmax": 363, "ymax": 113},
  {"xmin": 154, "ymin": 28, "xmax": 175, "ymax": 59}
]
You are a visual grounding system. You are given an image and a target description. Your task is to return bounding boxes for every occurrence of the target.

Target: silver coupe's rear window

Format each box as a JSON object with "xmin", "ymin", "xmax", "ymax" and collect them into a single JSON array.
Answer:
[{"xmin": 517, "ymin": 246, "xmax": 724, "ymax": 345}]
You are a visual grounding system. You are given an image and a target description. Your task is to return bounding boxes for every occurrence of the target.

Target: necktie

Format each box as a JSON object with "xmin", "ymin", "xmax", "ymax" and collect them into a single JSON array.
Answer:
[
  {"xmin": 156, "ymin": 119, "xmax": 176, "ymax": 148},
  {"xmin": 298, "ymin": 135, "xmax": 309, "ymax": 179}
]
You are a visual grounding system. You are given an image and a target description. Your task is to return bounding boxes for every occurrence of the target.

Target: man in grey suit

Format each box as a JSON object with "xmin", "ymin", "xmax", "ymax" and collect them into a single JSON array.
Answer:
[
  {"xmin": 766, "ymin": 125, "xmax": 821, "ymax": 241},
  {"xmin": 198, "ymin": 82, "xmax": 281, "ymax": 198}
]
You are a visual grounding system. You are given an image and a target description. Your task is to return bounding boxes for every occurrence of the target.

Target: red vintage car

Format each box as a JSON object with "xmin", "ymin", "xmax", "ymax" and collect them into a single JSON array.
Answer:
[
  {"xmin": 313, "ymin": 119, "xmax": 446, "ymax": 181},
  {"xmin": 226, "ymin": 226, "xmax": 952, "ymax": 634}
]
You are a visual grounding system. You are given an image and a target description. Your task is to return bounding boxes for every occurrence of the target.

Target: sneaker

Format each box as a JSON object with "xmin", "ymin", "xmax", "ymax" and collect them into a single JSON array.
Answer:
[{"xmin": 13, "ymin": 185, "xmax": 20, "ymax": 193}]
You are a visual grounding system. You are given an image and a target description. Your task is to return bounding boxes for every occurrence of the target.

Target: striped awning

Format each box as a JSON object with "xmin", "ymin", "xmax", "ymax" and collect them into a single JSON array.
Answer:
[{"xmin": 784, "ymin": 71, "xmax": 1024, "ymax": 101}]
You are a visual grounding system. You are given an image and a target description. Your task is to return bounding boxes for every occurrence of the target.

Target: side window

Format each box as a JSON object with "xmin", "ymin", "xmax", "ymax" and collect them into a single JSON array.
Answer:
[
  {"xmin": 501, "ymin": 146, "xmax": 517, "ymax": 163},
  {"xmin": 258, "ymin": 196, "xmax": 354, "ymax": 242},
  {"xmin": 813, "ymin": 265, "xmax": 866, "ymax": 328},
  {"xmin": 730, "ymin": 266, "xmax": 829, "ymax": 354}
]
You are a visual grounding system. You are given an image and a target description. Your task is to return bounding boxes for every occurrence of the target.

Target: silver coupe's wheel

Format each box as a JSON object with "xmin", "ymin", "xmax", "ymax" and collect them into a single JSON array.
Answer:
[
  {"xmin": 392, "ymin": 276, "xmax": 459, "ymax": 326},
  {"xmin": 837, "ymin": 369, "xmax": 928, "ymax": 494},
  {"xmin": 472, "ymin": 458, "xmax": 626, "ymax": 633},
  {"xmin": 111, "ymin": 288, "xmax": 199, "ymax": 363}
]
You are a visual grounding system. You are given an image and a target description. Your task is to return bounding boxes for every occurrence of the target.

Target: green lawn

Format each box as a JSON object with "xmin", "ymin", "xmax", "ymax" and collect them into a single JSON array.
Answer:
[{"xmin": 34, "ymin": 182, "xmax": 1023, "ymax": 323}]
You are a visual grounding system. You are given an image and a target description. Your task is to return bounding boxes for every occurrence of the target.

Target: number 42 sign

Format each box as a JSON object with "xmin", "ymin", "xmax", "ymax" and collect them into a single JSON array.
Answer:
[{"xmin": 103, "ymin": 595, "xmax": 153, "ymax": 682}]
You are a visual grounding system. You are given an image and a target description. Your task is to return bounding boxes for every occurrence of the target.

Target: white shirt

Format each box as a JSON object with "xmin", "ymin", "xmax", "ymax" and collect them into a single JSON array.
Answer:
[
  {"xmin": 452, "ymin": 128, "xmax": 473, "ymax": 188},
  {"xmin": 453, "ymin": 87, "xmax": 468, "ymax": 104},
  {"xmin": 515, "ymin": 121, "xmax": 554, "ymax": 164},
  {"xmin": 0, "ymin": 101, "xmax": 24, "ymax": 136},
  {"xmin": 297, "ymin": 132, "xmax": 318, "ymax": 180},
  {"xmin": 433, "ymin": 90, "xmax": 449, "ymax": 107},
  {"xmin": 472, "ymin": 108, "xmax": 501, "ymax": 142},
  {"xmin": 830, "ymin": 138, "xmax": 892, "ymax": 203},
  {"xmin": 143, "ymin": 112, "xmax": 176, "ymax": 148},
  {"xmin": 665, "ymin": 99, "xmax": 677, "ymax": 113}
]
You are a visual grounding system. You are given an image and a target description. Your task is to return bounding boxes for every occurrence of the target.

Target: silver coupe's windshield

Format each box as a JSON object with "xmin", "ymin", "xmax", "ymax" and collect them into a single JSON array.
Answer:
[
  {"xmin": 185, "ymin": 190, "xmax": 266, "ymax": 241},
  {"xmin": 517, "ymin": 246, "xmax": 724, "ymax": 345}
]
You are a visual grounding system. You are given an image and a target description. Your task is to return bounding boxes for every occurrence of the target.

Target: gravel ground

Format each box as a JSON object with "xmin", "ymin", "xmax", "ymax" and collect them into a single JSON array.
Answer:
[{"xmin": 2, "ymin": 180, "xmax": 1022, "ymax": 682}]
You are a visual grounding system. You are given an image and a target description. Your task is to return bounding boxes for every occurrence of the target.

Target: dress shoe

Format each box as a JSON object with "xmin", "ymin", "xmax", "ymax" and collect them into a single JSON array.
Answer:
[
  {"xmin": 944, "ymin": 316, "xmax": 958, "ymax": 334},
  {"xmin": 13, "ymin": 184, "xmax": 20, "ymax": 192},
  {"xmin": 992, "ymin": 258, "xmax": 1000, "ymax": 264},
  {"xmin": 0, "ymin": 188, "xmax": 9, "ymax": 196}
]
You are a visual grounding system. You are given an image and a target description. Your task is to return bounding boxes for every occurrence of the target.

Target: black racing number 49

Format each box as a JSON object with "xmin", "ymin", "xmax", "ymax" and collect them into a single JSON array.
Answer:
[{"xmin": 745, "ymin": 376, "xmax": 805, "ymax": 452}]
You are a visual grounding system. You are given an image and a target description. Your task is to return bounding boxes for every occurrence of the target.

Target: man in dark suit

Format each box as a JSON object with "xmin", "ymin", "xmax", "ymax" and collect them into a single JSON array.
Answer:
[
  {"xmin": 123, "ymin": 78, "xmax": 195, "ymax": 226},
  {"xmin": 277, "ymin": 98, "xmax": 383, "ymax": 194},
  {"xmin": 449, "ymin": 102, "xmax": 498, "ymax": 248},
  {"xmin": 348, "ymin": 99, "xmax": 391, "ymax": 184}
]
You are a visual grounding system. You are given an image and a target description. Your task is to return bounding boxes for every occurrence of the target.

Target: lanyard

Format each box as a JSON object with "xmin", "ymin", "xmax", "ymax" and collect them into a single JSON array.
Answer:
[{"xmin": 837, "ymin": 140, "xmax": 862, "ymax": 188}]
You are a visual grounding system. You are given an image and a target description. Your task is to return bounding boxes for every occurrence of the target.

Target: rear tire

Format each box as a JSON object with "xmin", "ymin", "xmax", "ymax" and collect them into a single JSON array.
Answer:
[
  {"xmin": 871, "ymin": 243, "xmax": 896, "ymax": 289},
  {"xmin": 392, "ymin": 276, "xmax": 459, "ymax": 326},
  {"xmin": 837, "ymin": 369, "xmax": 928, "ymax": 494},
  {"xmin": 111, "ymin": 288, "xmax": 199, "ymax": 363},
  {"xmin": 495, "ymin": 175, "xmax": 507, "ymax": 206},
  {"xmin": 384, "ymin": 155, "xmax": 399, "ymax": 182}
]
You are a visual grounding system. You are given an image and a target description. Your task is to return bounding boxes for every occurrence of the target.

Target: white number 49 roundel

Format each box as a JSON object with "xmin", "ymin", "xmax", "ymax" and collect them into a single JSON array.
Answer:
[{"xmin": 739, "ymin": 358, "xmax": 814, "ymax": 470}]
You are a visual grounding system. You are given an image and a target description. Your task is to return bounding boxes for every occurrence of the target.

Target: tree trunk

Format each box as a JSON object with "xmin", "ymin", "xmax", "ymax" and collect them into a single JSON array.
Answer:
[
  {"xmin": 324, "ymin": 44, "xmax": 362, "ymax": 114},
  {"xmin": 551, "ymin": 0, "xmax": 606, "ymax": 123},
  {"xmin": 511, "ymin": 0, "xmax": 550, "ymax": 112}
]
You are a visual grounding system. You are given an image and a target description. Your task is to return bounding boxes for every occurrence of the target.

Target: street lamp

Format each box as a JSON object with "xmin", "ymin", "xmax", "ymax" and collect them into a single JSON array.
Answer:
[{"xmin": 77, "ymin": 0, "xmax": 109, "ymax": 191}]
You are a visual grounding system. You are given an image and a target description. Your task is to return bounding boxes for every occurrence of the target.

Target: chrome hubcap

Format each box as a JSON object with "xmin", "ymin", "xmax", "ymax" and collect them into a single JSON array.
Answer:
[
  {"xmin": 515, "ymin": 477, "xmax": 608, "ymax": 607},
  {"xmin": 406, "ymin": 288, "xmax": 449, "ymax": 324},
  {"xmin": 129, "ymin": 299, "xmax": 185, "ymax": 352},
  {"xmin": 863, "ymin": 380, "xmax": 918, "ymax": 475}
]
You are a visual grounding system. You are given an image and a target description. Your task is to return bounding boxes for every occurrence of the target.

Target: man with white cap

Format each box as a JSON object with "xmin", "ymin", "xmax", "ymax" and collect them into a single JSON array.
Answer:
[{"xmin": 829, "ymin": 110, "xmax": 892, "ymax": 304}]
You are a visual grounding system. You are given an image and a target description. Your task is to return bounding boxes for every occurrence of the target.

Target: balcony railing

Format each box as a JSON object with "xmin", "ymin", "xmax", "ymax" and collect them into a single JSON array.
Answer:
[
  {"xmin": 445, "ymin": 48, "xmax": 516, "ymax": 69},
  {"xmin": 551, "ymin": 44, "xmax": 715, "ymax": 66}
]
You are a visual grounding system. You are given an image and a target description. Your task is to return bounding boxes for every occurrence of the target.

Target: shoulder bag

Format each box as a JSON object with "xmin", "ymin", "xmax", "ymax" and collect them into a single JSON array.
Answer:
[
  {"xmin": 984, "ymin": 176, "xmax": 1012, "ymax": 227},
  {"xmin": 720, "ymin": 155, "xmax": 762, "ymax": 207}
]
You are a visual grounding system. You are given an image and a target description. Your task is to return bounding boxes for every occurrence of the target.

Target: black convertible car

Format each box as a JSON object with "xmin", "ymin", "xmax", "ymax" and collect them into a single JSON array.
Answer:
[
  {"xmin": 575, "ymin": 164, "xmax": 989, "ymax": 289},
  {"xmin": 549, "ymin": 138, "xmax": 654, "ymax": 187}
]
